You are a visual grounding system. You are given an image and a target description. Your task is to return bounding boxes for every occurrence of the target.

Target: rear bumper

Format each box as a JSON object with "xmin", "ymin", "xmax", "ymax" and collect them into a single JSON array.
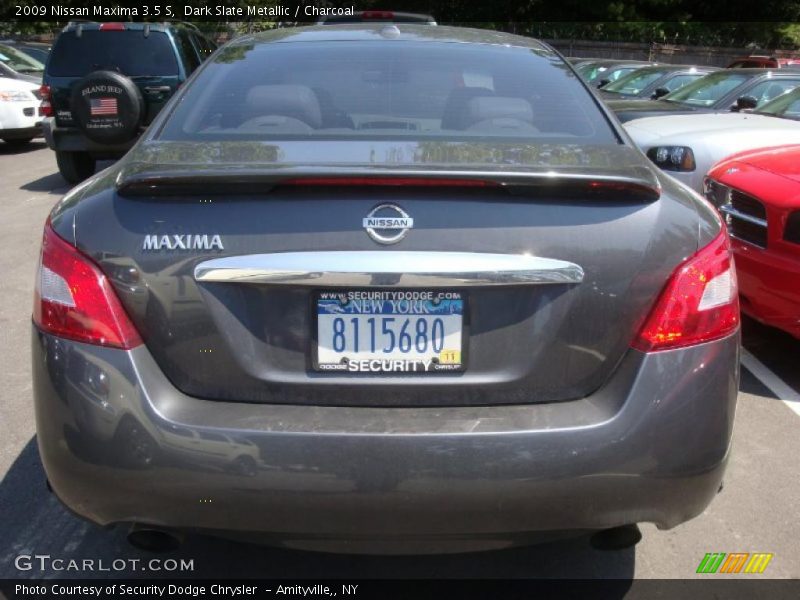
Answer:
[
  {"xmin": 0, "ymin": 102, "xmax": 41, "ymax": 137},
  {"xmin": 42, "ymin": 117, "xmax": 135, "ymax": 156},
  {"xmin": 0, "ymin": 124, "xmax": 41, "ymax": 139},
  {"xmin": 734, "ymin": 240, "xmax": 800, "ymax": 339},
  {"xmin": 33, "ymin": 327, "xmax": 739, "ymax": 548}
]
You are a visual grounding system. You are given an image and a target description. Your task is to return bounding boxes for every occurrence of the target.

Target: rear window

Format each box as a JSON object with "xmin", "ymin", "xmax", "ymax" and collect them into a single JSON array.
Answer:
[
  {"xmin": 159, "ymin": 41, "xmax": 616, "ymax": 144},
  {"xmin": 47, "ymin": 30, "xmax": 178, "ymax": 77}
]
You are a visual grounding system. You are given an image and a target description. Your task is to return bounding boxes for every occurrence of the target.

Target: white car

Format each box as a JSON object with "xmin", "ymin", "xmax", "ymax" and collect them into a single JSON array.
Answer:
[
  {"xmin": 0, "ymin": 76, "xmax": 41, "ymax": 146},
  {"xmin": 623, "ymin": 87, "xmax": 800, "ymax": 192}
]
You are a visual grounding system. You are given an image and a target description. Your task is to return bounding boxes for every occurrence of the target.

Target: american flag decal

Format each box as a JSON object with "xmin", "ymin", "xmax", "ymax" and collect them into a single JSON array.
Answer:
[{"xmin": 89, "ymin": 97, "xmax": 118, "ymax": 116}]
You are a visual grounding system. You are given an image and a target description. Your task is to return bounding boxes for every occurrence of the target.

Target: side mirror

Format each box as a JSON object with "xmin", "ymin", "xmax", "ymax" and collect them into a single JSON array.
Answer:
[
  {"xmin": 651, "ymin": 87, "xmax": 670, "ymax": 100},
  {"xmin": 734, "ymin": 95, "xmax": 758, "ymax": 111},
  {"xmin": 597, "ymin": 79, "xmax": 610, "ymax": 88}
]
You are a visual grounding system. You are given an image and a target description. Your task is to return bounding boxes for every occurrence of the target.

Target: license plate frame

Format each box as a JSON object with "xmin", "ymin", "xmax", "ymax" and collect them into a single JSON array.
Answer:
[{"xmin": 312, "ymin": 290, "xmax": 467, "ymax": 375}]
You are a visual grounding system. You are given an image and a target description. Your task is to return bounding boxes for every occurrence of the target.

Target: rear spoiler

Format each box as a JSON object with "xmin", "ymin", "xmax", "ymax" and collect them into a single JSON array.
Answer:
[{"xmin": 115, "ymin": 167, "xmax": 662, "ymax": 203}]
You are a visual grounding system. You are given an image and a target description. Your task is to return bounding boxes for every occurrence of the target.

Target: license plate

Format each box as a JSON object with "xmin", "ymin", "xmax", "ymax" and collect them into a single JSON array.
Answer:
[{"xmin": 315, "ymin": 290, "xmax": 464, "ymax": 374}]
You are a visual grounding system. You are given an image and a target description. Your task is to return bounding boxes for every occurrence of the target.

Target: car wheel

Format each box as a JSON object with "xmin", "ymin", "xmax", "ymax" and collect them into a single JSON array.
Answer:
[
  {"xmin": 56, "ymin": 151, "xmax": 96, "ymax": 184},
  {"xmin": 2, "ymin": 138, "xmax": 34, "ymax": 147}
]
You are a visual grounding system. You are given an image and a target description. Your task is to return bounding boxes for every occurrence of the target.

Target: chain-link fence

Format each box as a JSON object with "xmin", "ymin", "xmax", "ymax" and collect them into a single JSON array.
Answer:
[{"xmin": 547, "ymin": 39, "xmax": 799, "ymax": 67}]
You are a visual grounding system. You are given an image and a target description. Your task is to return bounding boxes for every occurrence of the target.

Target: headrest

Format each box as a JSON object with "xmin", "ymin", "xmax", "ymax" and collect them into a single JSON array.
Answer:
[
  {"xmin": 245, "ymin": 85, "xmax": 322, "ymax": 129},
  {"xmin": 441, "ymin": 87, "xmax": 496, "ymax": 130},
  {"xmin": 464, "ymin": 96, "xmax": 534, "ymax": 127}
]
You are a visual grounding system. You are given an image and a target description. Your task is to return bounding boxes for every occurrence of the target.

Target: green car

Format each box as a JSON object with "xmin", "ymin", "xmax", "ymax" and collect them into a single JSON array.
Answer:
[{"xmin": 41, "ymin": 21, "xmax": 216, "ymax": 183}]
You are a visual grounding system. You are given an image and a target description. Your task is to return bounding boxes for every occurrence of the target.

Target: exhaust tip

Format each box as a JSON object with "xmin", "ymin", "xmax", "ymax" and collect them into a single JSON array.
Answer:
[
  {"xmin": 590, "ymin": 524, "xmax": 642, "ymax": 551},
  {"xmin": 127, "ymin": 525, "xmax": 183, "ymax": 553}
]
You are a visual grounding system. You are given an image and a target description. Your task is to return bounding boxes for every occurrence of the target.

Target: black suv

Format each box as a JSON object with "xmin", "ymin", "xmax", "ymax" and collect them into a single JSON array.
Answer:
[{"xmin": 41, "ymin": 21, "xmax": 216, "ymax": 183}]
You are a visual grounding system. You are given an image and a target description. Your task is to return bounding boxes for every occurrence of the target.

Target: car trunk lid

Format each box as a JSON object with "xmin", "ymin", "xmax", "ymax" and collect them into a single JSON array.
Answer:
[{"xmin": 64, "ymin": 143, "xmax": 700, "ymax": 407}]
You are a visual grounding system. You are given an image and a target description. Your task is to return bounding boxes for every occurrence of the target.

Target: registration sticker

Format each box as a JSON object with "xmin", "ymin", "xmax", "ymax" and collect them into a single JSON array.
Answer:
[{"xmin": 438, "ymin": 350, "xmax": 461, "ymax": 365}]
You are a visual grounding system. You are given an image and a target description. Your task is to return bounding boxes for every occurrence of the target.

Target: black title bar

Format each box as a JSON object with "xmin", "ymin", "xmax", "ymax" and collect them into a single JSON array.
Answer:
[
  {"xmin": 2, "ymin": 0, "xmax": 800, "ymax": 22},
  {"xmin": 3, "ymin": 579, "xmax": 800, "ymax": 600}
]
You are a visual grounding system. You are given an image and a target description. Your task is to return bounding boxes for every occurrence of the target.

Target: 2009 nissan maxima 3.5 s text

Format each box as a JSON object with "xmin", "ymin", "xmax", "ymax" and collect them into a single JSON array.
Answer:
[{"xmin": 32, "ymin": 24, "xmax": 740, "ymax": 553}]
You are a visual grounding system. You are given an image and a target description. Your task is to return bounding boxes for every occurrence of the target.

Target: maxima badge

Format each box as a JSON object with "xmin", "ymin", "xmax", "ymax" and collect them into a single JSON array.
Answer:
[{"xmin": 363, "ymin": 204, "xmax": 414, "ymax": 244}]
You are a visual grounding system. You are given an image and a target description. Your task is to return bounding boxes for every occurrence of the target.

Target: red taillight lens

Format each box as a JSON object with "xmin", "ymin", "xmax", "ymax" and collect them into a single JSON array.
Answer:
[
  {"xmin": 280, "ymin": 177, "xmax": 497, "ymax": 187},
  {"xmin": 632, "ymin": 228, "xmax": 739, "ymax": 352},
  {"xmin": 362, "ymin": 10, "xmax": 395, "ymax": 19},
  {"xmin": 99, "ymin": 22, "xmax": 126, "ymax": 31},
  {"xmin": 39, "ymin": 84, "xmax": 52, "ymax": 117},
  {"xmin": 33, "ymin": 222, "xmax": 142, "ymax": 349}
]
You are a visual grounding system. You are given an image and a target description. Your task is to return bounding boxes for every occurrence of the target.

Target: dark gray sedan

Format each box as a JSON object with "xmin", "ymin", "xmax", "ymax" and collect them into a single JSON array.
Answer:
[{"xmin": 32, "ymin": 24, "xmax": 740, "ymax": 554}]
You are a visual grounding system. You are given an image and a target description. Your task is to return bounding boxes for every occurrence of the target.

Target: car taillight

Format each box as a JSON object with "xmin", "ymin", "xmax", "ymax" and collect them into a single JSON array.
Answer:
[
  {"xmin": 281, "ymin": 177, "xmax": 497, "ymax": 187},
  {"xmin": 99, "ymin": 22, "xmax": 126, "ymax": 31},
  {"xmin": 632, "ymin": 227, "xmax": 739, "ymax": 352},
  {"xmin": 33, "ymin": 221, "xmax": 142, "ymax": 349},
  {"xmin": 362, "ymin": 10, "xmax": 395, "ymax": 19},
  {"xmin": 39, "ymin": 84, "xmax": 52, "ymax": 117}
]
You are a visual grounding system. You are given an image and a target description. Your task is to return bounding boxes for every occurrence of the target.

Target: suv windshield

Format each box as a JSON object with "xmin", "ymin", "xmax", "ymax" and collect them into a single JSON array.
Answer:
[
  {"xmin": 755, "ymin": 87, "xmax": 800, "ymax": 119},
  {"xmin": 0, "ymin": 43, "xmax": 44, "ymax": 74},
  {"xmin": 159, "ymin": 41, "xmax": 616, "ymax": 144},
  {"xmin": 47, "ymin": 30, "xmax": 179, "ymax": 77},
  {"xmin": 604, "ymin": 69, "xmax": 669, "ymax": 94},
  {"xmin": 662, "ymin": 71, "xmax": 749, "ymax": 106}
]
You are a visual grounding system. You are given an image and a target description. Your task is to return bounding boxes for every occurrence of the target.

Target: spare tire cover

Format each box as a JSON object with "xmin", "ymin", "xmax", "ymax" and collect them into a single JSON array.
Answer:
[{"xmin": 71, "ymin": 71, "xmax": 143, "ymax": 144}]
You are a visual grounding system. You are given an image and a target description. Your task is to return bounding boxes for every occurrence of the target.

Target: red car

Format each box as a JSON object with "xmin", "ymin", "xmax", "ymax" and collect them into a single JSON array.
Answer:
[
  {"xmin": 705, "ymin": 145, "xmax": 800, "ymax": 338},
  {"xmin": 727, "ymin": 55, "xmax": 800, "ymax": 68}
]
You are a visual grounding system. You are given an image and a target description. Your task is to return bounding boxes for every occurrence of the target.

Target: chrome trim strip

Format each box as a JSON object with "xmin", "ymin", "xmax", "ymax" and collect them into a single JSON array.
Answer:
[
  {"xmin": 720, "ymin": 204, "xmax": 767, "ymax": 228},
  {"xmin": 194, "ymin": 252, "xmax": 584, "ymax": 287}
]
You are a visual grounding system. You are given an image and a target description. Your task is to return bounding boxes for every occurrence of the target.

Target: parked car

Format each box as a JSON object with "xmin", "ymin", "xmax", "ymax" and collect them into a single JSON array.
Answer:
[
  {"xmin": 599, "ymin": 65, "xmax": 719, "ymax": 100},
  {"xmin": 705, "ymin": 145, "xmax": 800, "ymax": 339},
  {"xmin": 0, "ymin": 42, "xmax": 44, "ymax": 83},
  {"xmin": 33, "ymin": 24, "xmax": 739, "ymax": 554},
  {"xmin": 624, "ymin": 85, "xmax": 800, "ymax": 192},
  {"xmin": 0, "ymin": 40, "xmax": 51, "ymax": 64},
  {"xmin": 575, "ymin": 59, "xmax": 654, "ymax": 87},
  {"xmin": 608, "ymin": 68, "xmax": 800, "ymax": 122},
  {"xmin": 0, "ymin": 76, "xmax": 42, "ymax": 146},
  {"xmin": 727, "ymin": 55, "xmax": 800, "ymax": 69},
  {"xmin": 41, "ymin": 21, "xmax": 217, "ymax": 184}
]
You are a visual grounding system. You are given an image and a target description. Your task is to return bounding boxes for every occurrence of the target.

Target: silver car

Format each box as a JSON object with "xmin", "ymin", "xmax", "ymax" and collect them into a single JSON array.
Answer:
[
  {"xmin": 32, "ymin": 25, "xmax": 740, "ymax": 554},
  {"xmin": 625, "ymin": 86, "xmax": 800, "ymax": 192}
]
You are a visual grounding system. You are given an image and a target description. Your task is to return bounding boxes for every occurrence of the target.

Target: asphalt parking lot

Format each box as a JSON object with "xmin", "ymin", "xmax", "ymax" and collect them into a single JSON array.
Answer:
[{"xmin": 0, "ymin": 141, "xmax": 799, "ymax": 580}]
